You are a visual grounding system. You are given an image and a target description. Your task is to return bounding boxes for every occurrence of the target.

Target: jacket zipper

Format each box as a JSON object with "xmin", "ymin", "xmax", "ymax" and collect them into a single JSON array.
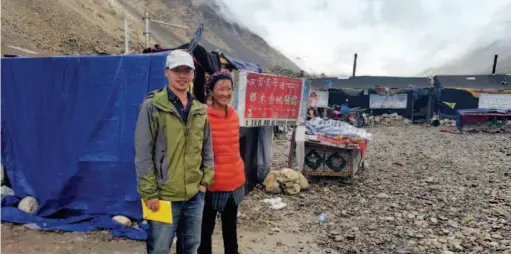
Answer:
[
  {"xmin": 159, "ymin": 150, "xmax": 165, "ymax": 181},
  {"xmin": 183, "ymin": 108, "xmax": 196, "ymax": 200},
  {"xmin": 166, "ymin": 107, "xmax": 197, "ymax": 200}
]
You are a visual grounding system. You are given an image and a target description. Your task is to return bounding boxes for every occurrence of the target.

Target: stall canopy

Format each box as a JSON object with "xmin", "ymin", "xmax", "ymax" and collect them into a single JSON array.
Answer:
[
  {"xmin": 433, "ymin": 74, "xmax": 510, "ymax": 89},
  {"xmin": 310, "ymin": 76, "xmax": 431, "ymax": 119},
  {"xmin": 433, "ymin": 75, "xmax": 511, "ymax": 118},
  {"xmin": 311, "ymin": 76, "xmax": 430, "ymax": 90}
]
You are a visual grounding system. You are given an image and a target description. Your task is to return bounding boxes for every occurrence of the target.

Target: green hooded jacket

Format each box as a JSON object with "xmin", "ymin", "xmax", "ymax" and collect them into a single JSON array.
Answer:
[{"xmin": 134, "ymin": 88, "xmax": 214, "ymax": 201}]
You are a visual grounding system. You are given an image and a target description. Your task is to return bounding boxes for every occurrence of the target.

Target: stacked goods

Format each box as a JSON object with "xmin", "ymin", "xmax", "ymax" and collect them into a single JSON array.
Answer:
[
  {"xmin": 439, "ymin": 119, "xmax": 457, "ymax": 127},
  {"xmin": 430, "ymin": 115, "xmax": 457, "ymax": 127},
  {"xmin": 367, "ymin": 113, "xmax": 411, "ymax": 126},
  {"xmin": 306, "ymin": 118, "xmax": 372, "ymax": 140}
]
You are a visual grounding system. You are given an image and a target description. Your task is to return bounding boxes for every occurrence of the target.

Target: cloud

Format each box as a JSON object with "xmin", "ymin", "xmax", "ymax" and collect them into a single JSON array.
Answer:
[{"xmin": 213, "ymin": 0, "xmax": 510, "ymax": 76}]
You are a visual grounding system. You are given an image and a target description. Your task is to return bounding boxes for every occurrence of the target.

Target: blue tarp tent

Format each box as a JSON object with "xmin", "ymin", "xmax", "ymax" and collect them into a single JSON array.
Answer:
[
  {"xmin": 1, "ymin": 54, "xmax": 173, "ymax": 239},
  {"xmin": 1, "ymin": 53, "xmax": 273, "ymax": 240},
  {"xmin": 225, "ymin": 57, "xmax": 262, "ymax": 73}
]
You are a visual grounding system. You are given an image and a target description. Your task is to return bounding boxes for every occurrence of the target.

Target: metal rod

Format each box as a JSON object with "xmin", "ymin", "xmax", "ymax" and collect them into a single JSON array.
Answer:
[
  {"xmin": 492, "ymin": 54, "xmax": 498, "ymax": 74},
  {"xmin": 352, "ymin": 53, "xmax": 358, "ymax": 76},
  {"xmin": 151, "ymin": 20, "xmax": 188, "ymax": 30},
  {"xmin": 124, "ymin": 14, "xmax": 129, "ymax": 54},
  {"xmin": 144, "ymin": 10, "xmax": 150, "ymax": 48}
]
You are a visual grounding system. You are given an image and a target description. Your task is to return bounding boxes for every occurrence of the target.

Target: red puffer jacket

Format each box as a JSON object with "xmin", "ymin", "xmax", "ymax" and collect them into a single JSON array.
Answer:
[{"xmin": 207, "ymin": 106, "xmax": 245, "ymax": 192}]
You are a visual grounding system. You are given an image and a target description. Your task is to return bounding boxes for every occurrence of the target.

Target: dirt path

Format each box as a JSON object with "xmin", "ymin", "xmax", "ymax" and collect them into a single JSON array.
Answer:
[
  {"xmin": 2, "ymin": 125, "xmax": 511, "ymax": 253},
  {"xmin": 1, "ymin": 222, "xmax": 312, "ymax": 254}
]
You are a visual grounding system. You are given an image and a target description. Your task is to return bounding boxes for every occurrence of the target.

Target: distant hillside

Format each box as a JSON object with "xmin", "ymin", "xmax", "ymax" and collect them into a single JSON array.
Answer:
[
  {"xmin": 422, "ymin": 3, "xmax": 511, "ymax": 76},
  {"xmin": 422, "ymin": 40, "xmax": 511, "ymax": 76},
  {"xmin": 1, "ymin": 0, "xmax": 301, "ymax": 72}
]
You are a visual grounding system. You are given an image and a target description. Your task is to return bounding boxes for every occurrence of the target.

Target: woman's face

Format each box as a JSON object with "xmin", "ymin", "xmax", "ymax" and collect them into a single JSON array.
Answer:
[{"xmin": 211, "ymin": 79, "xmax": 233, "ymax": 107}]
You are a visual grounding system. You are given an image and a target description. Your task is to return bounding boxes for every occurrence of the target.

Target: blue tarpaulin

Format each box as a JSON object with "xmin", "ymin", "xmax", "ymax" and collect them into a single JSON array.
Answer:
[
  {"xmin": 227, "ymin": 57, "xmax": 262, "ymax": 73},
  {"xmin": 1, "ymin": 54, "xmax": 171, "ymax": 240}
]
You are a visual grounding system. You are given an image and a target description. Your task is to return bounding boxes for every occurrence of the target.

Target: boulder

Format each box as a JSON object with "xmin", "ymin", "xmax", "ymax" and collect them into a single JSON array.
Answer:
[
  {"xmin": 263, "ymin": 171, "xmax": 282, "ymax": 194},
  {"xmin": 283, "ymin": 183, "xmax": 301, "ymax": 195},
  {"xmin": 263, "ymin": 168, "xmax": 309, "ymax": 194},
  {"xmin": 298, "ymin": 173, "xmax": 310, "ymax": 190},
  {"xmin": 277, "ymin": 168, "xmax": 301, "ymax": 183}
]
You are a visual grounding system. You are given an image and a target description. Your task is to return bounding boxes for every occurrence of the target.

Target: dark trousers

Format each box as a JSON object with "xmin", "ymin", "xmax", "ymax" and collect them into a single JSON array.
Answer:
[{"xmin": 198, "ymin": 191, "xmax": 240, "ymax": 254}]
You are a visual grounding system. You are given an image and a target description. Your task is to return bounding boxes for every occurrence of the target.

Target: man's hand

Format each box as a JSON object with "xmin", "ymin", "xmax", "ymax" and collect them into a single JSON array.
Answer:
[
  {"xmin": 199, "ymin": 185, "xmax": 207, "ymax": 193},
  {"xmin": 145, "ymin": 199, "xmax": 160, "ymax": 212}
]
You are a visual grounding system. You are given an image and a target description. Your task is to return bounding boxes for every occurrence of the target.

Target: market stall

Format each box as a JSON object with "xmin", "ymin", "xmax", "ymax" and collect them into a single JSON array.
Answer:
[
  {"xmin": 456, "ymin": 109, "xmax": 511, "ymax": 132},
  {"xmin": 303, "ymin": 136, "xmax": 367, "ymax": 177},
  {"xmin": 298, "ymin": 118, "xmax": 372, "ymax": 178}
]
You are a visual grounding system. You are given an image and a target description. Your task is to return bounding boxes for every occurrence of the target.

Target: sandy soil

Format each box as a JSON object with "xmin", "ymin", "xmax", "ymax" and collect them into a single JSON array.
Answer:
[{"xmin": 2, "ymin": 125, "xmax": 511, "ymax": 253}]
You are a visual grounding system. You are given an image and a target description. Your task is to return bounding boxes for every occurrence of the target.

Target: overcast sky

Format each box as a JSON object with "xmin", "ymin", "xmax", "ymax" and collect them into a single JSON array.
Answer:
[{"xmin": 214, "ymin": 0, "xmax": 510, "ymax": 76}]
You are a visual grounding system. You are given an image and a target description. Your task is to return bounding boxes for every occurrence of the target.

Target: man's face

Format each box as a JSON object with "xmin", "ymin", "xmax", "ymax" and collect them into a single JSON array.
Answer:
[{"xmin": 165, "ymin": 66, "xmax": 194, "ymax": 92}]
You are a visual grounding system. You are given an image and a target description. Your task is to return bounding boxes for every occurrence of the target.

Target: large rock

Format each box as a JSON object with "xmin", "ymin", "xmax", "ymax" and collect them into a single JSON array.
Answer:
[
  {"xmin": 298, "ymin": 173, "xmax": 310, "ymax": 190},
  {"xmin": 263, "ymin": 168, "xmax": 309, "ymax": 195},
  {"xmin": 263, "ymin": 170, "xmax": 282, "ymax": 194},
  {"xmin": 277, "ymin": 168, "xmax": 301, "ymax": 183},
  {"xmin": 283, "ymin": 183, "xmax": 301, "ymax": 195}
]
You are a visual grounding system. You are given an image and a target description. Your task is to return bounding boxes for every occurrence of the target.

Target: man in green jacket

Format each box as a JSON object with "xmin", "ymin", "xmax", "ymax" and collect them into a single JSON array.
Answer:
[{"xmin": 135, "ymin": 50, "xmax": 214, "ymax": 254}]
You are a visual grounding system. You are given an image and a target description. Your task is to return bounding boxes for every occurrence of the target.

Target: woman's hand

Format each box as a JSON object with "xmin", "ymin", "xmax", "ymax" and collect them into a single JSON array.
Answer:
[{"xmin": 199, "ymin": 185, "xmax": 207, "ymax": 193}]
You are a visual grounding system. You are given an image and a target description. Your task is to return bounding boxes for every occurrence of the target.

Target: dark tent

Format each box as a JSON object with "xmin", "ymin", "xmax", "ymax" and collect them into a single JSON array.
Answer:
[
  {"xmin": 311, "ymin": 76, "xmax": 432, "ymax": 121},
  {"xmin": 433, "ymin": 75, "xmax": 511, "ymax": 118}
]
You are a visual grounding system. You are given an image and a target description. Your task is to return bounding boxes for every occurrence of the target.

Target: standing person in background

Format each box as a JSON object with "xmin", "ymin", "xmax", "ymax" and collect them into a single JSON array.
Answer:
[
  {"xmin": 198, "ymin": 70, "xmax": 246, "ymax": 254},
  {"xmin": 135, "ymin": 50, "xmax": 214, "ymax": 254}
]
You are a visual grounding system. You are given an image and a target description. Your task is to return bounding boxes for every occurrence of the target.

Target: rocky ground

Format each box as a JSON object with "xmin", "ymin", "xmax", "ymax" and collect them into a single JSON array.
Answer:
[{"xmin": 2, "ymin": 125, "xmax": 511, "ymax": 254}]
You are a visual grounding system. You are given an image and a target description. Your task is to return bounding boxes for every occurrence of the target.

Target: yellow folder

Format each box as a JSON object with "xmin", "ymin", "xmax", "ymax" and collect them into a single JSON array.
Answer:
[{"xmin": 141, "ymin": 199, "xmax": 173, "ymax": 224}]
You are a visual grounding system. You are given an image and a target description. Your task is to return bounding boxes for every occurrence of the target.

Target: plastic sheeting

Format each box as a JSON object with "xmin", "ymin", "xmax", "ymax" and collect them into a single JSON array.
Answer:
[
  {"xmin": 1, "ymin": 53, "xmax": 273, "ymax": 240},
  {"xmin": 227, "ymin": 57, "xmax": 263, "ymax": 73},
  {"xmin": 1, "ymin": 54, "xmax": 170, "ymax": 239},
  {"xmin": 256, "ymin": 126, "xmax": 273, "ymax": 182}
]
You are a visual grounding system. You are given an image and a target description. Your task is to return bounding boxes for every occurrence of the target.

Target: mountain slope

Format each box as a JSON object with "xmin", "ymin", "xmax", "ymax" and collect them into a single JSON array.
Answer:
[
  {"xmin": 422, "ymin": 40, "xmax": 511, "ymax": 76},
  {"xmin": 422, "ymin": 3, "xmax": 511, "ymax": 75},
  {"xmin": 1, "ymin": 0, "xmax": 301, "ymax": 72}
]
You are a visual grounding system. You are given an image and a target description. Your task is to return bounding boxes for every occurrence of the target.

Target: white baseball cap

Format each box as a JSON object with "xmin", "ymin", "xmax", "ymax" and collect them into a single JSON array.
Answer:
[{"xmin": 165, "ymin": 50, "xmax": 195, "ymax": 70}]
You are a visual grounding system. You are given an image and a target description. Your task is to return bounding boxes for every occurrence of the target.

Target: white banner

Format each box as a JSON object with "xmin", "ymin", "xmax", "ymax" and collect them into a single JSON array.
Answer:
[
  {"xmin": 369, "ymin": 94, "xmax": 408, "ymax": 109},
  {"xmin": 478, "ymin": 94, "xmax": 511, "ymax": 110}
]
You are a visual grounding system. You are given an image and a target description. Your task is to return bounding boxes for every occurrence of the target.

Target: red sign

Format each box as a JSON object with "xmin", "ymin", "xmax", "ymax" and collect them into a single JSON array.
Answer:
[{"xmin": 244, "ymin": 73, "xmax": 303, "ymax": 123}]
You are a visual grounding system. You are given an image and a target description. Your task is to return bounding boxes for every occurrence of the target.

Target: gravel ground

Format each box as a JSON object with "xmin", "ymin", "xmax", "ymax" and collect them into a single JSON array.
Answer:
[{"xmin": 2, "ymin": 125, "xmax": 511, "ymax": 254}]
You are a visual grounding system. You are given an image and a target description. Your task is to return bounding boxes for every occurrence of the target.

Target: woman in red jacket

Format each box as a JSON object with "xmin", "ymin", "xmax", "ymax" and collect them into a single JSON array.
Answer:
[{"xmin": 198, "ymin": 70, "xmax": 245, "ymax": 254}]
